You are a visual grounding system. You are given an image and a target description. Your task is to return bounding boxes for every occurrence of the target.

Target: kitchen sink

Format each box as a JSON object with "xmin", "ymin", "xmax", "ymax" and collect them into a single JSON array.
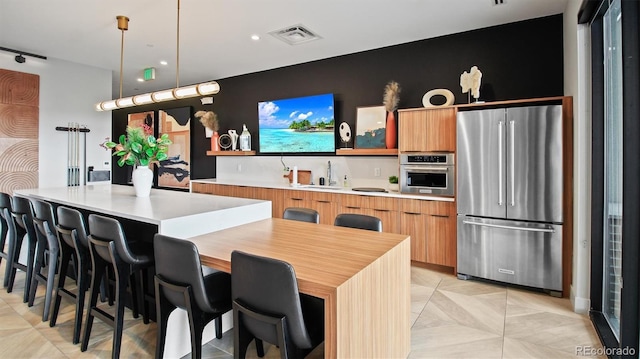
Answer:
[{"xmin": 297, "ymin": 185, "xmax": 345, "ymax": 191}]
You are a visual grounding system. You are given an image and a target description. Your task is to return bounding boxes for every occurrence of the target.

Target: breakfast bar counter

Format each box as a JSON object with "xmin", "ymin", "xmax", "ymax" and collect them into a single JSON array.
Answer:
[
  {"xmin": 16, "ymin": 184, "xmax": 272, "ymax": 238},
  {"xmin": 188, "ymin": 217, "xmax": 411, "ymax": 358}
]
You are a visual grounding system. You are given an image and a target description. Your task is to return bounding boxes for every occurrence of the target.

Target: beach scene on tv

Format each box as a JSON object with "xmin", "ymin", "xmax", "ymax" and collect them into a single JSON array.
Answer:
[{"xmin": 258, "ymin": 93, "xmax": 335, "ymax": 153}]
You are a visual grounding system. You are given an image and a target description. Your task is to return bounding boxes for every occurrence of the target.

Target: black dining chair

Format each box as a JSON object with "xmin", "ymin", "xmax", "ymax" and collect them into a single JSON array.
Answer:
[
  {"xmin": 283, "ymin": 207, "xmax": 320, "ymax": 224},
  {"xmin": 0, "ymin": 193, "xmax": 12, "ymax": 286},
  {"xmin": 81, "ymin": 214, "xmax": 154, "ymax": 358},
  {"xmin": 154, "ymin": 234, "xmax": 232, "ymax": 359},
  {"xmin": 334, "ymin": 213, "xmax": 382, "ymax": 232},
  {"xmin": 28, "ymin": 198, "xmax": 61, "ymax": 322},
  {"xmin": 6, "ymin": 195, "xmax": 38, "ymax": 303},
  {"xmin": 49, "ymin": 206, "xmax": 92, "ymax": 344},
  {"xmin": 231, "ymin": 250, "xmax": 324, "ymax": 359}
]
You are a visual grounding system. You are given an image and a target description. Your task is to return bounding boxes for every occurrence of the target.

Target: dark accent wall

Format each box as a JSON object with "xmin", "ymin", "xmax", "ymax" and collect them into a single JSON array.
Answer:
[{"xmin": 112, "ymin": 14, "xmax": 563, "ymax": 185}]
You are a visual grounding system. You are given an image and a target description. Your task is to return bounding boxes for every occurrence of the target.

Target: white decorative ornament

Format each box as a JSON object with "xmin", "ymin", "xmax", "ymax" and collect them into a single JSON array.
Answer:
[
  {"xmin": 422, "ymin": 89, "xmax": 455, "ymax": 108},
  {"xmin": 339, "ymin": 122, "xmax": 351, "ymax": 145},
  {"xmin": 460, "ymin": 66, "xmax": 483, "ymax": 102}
]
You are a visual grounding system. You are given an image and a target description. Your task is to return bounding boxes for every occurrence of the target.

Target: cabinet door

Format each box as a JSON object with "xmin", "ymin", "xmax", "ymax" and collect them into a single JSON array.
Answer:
[
  {"xmin": 400, "ymin": 211, "xmax": 427, "ymax": 262},
  {"xmin": 425, "ymin": 214, "xmax": 456, "ymax": 267},
  {"xmin": 398, "ymin": 108, "xmax": 456, "ymax": 152},
  {"xmin": 254, "ymin": 187, "xmax": 284, "ymax": 218},
  {"xmin": 309, "ymin": 191, "xmax": 338, "ymax": 225},
  {"xmin": 372, "ymin": 208, "xmax": 399, "ymax": 233},
  {"xmin": 423, "ymin": 201, "xmax": 457, "ymax": 268}
]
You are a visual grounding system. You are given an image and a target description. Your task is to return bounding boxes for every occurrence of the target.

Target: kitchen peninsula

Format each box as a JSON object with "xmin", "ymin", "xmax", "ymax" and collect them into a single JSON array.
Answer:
[
  {"xmin": 16, "ymin": 184, "xmax": 272, "ymax": 358},
  {"xmin": 17, "ymin": 184, "xmax": 272, "ymax": 238}
]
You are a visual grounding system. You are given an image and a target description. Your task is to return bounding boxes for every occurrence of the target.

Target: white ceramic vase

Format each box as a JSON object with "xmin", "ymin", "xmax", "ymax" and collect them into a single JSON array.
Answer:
[{"xmin": 132, "ymin": 166, "xmax": 153, "ymax": 197}]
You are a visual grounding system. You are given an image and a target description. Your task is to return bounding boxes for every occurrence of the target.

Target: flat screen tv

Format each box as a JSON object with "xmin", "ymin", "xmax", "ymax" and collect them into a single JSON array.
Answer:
[{"xmin": 258, "ymin": 93, "xmax": 335, "ymax": 154}]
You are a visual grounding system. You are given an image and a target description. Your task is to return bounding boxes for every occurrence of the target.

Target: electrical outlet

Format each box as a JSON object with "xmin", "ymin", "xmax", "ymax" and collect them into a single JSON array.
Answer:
[
  {"xmin": 237, "ymin": 164, "xmax": 242, "ymax": 172},
  {"xmin": 374, "ymin": 167, "xmax": 381, "ymax": 177},
  {"xmin": 103, "ymin": 161, "xmax": 110, "ymax": 168}
]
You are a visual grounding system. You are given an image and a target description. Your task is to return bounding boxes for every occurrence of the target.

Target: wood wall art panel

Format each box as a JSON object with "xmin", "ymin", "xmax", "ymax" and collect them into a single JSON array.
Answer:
[
  {"xmin": 0, "ymin": 69, "xmax": 39, "ymax": 107},
  {"xmin": 0, "ymin": 69, "xmax": 39, "ymax": 193},
  {"xmin": 0, "ymin": 104, "xmax": 39, "ymax": 138},
  {"xmin": 0, "ymin": 171, "xmax": 38, "ymax": 195}
]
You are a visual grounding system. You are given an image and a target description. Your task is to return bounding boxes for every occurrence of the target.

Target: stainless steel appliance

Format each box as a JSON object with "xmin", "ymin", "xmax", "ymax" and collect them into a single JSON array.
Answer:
[
  {"xmin": 456, "ymin": 105, "xmax": 563, "ymax": 293},
  {"xmin": 400, "ymin": 153, "xmax": 454, "ymax": 196}
]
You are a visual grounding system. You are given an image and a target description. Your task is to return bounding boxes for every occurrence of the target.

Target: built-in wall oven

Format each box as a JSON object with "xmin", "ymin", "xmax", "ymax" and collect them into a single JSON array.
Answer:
[{"xmin": 400, "ymin": 153, "xmax": 455, "ymax": 196}]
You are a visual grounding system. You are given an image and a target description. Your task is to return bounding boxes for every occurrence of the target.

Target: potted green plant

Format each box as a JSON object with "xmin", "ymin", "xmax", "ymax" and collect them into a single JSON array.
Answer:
[
  {"xmin": 388, "ymin": 175, "xmax": 399, "ymax": 192},
  {"xmin": 105, "ymin": 126, "xmax": 172, "ymax": 197}
]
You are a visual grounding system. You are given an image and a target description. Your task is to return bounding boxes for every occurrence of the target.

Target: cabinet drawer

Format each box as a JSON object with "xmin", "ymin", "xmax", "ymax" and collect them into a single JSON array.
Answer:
[
  {"xmin": 284, "ymin": 190, "xmax": 310, "ymax": 201},
  {"xmin": 309, "ymin": 190, "xmax": 336, "ymax": 203},
  {"xmin": 399, "ymin": 199, "xmax": 423, "ymax": 214},
  {"xmin": 370, "ymin": 196, "xmax": 398, "ymax": 211},
  {"xmin": 422, "ymin": 201, "xmax": 455, "ymax": 216},
  {"xmin": 341, "ymin": 194, "xmax": 369, "ymax": 209}
]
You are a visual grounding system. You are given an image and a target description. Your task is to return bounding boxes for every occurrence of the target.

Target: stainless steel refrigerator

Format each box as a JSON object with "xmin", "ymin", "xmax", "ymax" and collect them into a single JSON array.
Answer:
[{"xmin": 456, "ymin": 105, "xmax": 563, "ymax": 293}]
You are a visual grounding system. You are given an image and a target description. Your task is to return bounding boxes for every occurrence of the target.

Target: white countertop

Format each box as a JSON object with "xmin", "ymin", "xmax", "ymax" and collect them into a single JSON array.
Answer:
[
  {"xmin": 16, "ymin": 184, "xmax": 272, "ymax": 238},
  {"xmin": 191, "ymin": 178, "xmax": 455, "ymax": 202}
]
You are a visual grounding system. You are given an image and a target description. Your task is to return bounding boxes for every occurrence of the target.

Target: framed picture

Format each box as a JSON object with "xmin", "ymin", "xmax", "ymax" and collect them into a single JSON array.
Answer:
[
  {"xmin": 127, "ymin": 111, "xmax": 154, "ymax": 134},
  {"xmin": 158, "ymin": 107, "xmax": 191, "ymax": 189},
  {"xmin": 355, "ymin": 105, "xmax": 386, "ymax": 149}
]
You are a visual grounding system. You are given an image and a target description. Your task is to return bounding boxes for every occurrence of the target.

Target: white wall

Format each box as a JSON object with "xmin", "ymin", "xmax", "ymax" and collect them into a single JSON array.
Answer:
[
  {"xmin": 564, "ymin": 0, "xmax": 592, "ymax": 313},
  {"xmin": 0, "ymin": 53, "xmax": 112, "ymax": 187}
]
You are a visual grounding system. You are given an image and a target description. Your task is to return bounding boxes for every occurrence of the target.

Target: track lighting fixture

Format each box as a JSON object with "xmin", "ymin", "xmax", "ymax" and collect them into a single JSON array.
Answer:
[{"xmin": 0, "ymin": 46, "xmax": 47, "ymax": 63}]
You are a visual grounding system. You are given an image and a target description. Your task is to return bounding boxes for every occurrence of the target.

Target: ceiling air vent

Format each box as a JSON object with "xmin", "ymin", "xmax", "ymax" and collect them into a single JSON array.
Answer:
[{"xmin": 269, "ymin": 24, "xmax": 321, "ymax": 45}]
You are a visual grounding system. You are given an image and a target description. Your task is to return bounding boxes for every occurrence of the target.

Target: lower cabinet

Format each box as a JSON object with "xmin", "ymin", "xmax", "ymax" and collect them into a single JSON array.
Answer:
[
  {"xmin": 400, "ymin": 199, "xmax": 456, "ymax": 269},
  {"xmin": 192, "ymin": 182, "xmax": 456, "ymax": 269}
]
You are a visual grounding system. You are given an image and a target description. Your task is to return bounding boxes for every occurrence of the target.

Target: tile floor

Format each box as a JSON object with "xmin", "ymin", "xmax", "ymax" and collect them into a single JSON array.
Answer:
[{"xmin": 0, "ymin": 260, "xmax": 604, "ymax": 358}]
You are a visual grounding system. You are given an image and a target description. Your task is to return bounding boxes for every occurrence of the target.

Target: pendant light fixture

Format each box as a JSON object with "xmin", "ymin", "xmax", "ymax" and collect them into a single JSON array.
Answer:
[{"xmin": 95, "ymin": 1, "xmax": 220, "ymax": 111}]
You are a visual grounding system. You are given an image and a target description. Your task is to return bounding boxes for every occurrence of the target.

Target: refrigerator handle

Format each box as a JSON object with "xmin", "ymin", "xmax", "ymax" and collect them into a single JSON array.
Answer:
[
  {"xmin": 462, "ymin": 220, "xmax": 555, "ymax": 233},
  {"xmin": 509, "ymin": 120, "xmax": 515, "ymax": 207},
  {"xmin": 498, "ymin": 120, "xmax": 504, "ymax": 206}
]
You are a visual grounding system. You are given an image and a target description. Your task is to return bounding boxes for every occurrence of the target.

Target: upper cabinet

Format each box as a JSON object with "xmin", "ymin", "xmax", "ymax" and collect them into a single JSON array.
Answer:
[{"xmin": 398, "ymin": 107, "xmax": 456, "ymax": 152}]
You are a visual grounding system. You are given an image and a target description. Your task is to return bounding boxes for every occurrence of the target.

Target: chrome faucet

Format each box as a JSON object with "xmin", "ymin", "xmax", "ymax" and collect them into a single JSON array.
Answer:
[{"xmin": 327, "ymin": 161, "xmax": 335, "ymax": 186}]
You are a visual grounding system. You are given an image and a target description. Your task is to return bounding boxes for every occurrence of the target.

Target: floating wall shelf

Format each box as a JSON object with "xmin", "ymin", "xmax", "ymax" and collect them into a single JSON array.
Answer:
[{"xmin": 206, "ymin": 150, "xmax": 256, "ymax": 156}]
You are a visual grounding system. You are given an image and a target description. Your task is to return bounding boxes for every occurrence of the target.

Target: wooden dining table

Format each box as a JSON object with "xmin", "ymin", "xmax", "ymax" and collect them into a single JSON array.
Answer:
[{"xmin": 187, "ymin": 217, "xmax": 411, "ymax": 359}]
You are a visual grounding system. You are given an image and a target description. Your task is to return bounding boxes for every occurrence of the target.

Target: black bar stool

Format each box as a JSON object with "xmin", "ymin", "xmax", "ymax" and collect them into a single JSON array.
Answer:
[
  {"xmin": 0, "ymin": 193, "xmax": 12, "ymax": 285},
  {"xmin": 334, "ymin": 213, "xmax": 383, "ymax": 232},
  {"xmin": 81, "ymin": 214, "xmax": 154, "ymax": 358},
  {"xmin": 283, "ymin": 207, "xmax": 320, "ymax": 223},
  {"xmin": 49, "ymin": 205, "xmax": 91, "ymax": 344},
  {"xmin": 28, "ymin": 198, "xmax": 60, "ymax": 322},
  {"xmin": 154, "ymin": 234, "xmax": 231, "ymax": 359},
  {"xmin": 6, "ymin": 195, "xmax": 37, "ymax": 303}
]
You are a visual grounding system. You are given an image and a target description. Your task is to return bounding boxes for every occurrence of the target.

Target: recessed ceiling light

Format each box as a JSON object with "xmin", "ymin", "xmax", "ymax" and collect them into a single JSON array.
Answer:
[
  {"xmin": 160, "ymin": 60, "xmax": 168, "ymax": 66},
  {"xmin": 137, "ymin": 78, "xmax": 144, "ymax": 82},
  {"xmin": 251, "ymin": 34, "xmax": 260, "ymax": 41}
]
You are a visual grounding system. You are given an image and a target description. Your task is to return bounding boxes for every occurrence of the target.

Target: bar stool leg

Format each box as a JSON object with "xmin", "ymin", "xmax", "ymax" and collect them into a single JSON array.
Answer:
[{"xmin": 81, "ymin": 263, "xmax": 105, "ymax": 352}]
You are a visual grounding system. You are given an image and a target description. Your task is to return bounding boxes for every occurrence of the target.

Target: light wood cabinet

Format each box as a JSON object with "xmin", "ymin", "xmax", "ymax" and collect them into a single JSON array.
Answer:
[
  {"xmin": 192, "ymin": 182, "xmax": 456, "ymax": 270},
  {"xmin": 398, "ymin": 107, "xmax": 456, "ymax": 152},
  {"xmin": 399, "ymin": 198, "xmax": 456, "ymax": 269},
  {"xmin": 308, "ymin": 191, "xmax": 338, "ymax": 225}
]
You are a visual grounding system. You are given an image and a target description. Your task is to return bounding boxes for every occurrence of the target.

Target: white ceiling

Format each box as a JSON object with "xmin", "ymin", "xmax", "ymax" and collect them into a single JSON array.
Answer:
[{"xmin": 0, "ymin": 0, "xmax": 567, "ymax": 99}]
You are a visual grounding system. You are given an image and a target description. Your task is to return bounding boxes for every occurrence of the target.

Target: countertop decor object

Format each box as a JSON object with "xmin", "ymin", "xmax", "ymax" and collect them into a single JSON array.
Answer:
[
  {"xmin": 388, "ymin": 175, "xmax": 399, "ymax": 192},
  {"xmin": 195, "ymin": 110, "xmax": 219, "ymax": 151},
  {"xmin": 383, "ymin": 81, "xmax": 401, "ymax": 149},
  {"xmin": 422, "ymin": 89, "xmax": 455, "ymax": 107},
  {"xmin": 460, "ymin": 66, "xmax": 483, "ymax": 103},
  {"xmin": 104, "ymin": 126, "xmax": 172, "ymax": 197}
]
